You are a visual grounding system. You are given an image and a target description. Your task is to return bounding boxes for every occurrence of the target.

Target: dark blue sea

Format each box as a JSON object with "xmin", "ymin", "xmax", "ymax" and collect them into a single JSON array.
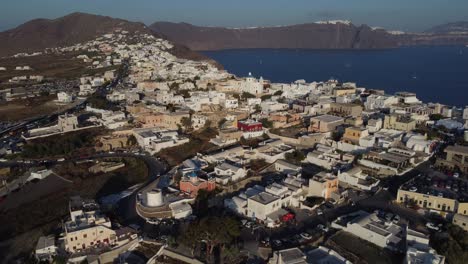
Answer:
[{"xmin": 203, "ymin": 46, "xmax": 468, "ymax": 107}]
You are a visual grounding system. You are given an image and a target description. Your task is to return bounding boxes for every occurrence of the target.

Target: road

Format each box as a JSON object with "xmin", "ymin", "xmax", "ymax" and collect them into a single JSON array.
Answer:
[{"xmin": 0, "ymin": 61, "xmax": 128, "ymax": 139}]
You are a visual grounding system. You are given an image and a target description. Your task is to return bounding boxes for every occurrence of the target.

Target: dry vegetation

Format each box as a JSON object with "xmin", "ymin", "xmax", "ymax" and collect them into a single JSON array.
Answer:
[
  {"xmin": 0, "ymin": 95, "xmax": 58, "ymax": 122},
  {"xmin": 158, "ymin": 127, "xmax": 218, "ymax": 166},
  {"xmin": 0, "ymin": 157, "xmax": 149, "ymax": 263},
  {"xmin": 326, "ymin": 231, "xmax": 403, "ymax": 264}
]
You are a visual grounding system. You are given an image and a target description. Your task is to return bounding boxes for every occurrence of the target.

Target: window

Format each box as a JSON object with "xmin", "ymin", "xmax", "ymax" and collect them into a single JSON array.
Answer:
[
  {"xmin": 70, "ymin": 238, "xmax": 73, "ymax": 241},
  {"xmin": 83, "ymin": 234, "xmax": 87, "ymax": 238}
]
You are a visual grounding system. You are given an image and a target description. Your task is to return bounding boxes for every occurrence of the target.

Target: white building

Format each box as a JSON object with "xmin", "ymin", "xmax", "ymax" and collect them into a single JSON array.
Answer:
[
  {"xmin": 63, "ymin": 197, "xmax": 117, "ymax": 253},
  {"xmin": 255, "ymin": 140, "xmax": 295, "ymax": 163},
  {"xmin": 222, "ymin": 98, "xmax": 239, "ymax": 109},
  {"xmin": 35, "ymin": 236, "xmax": 57, "ymax": 262},
  {"xmin": 332, "ymin": 211, "xmax": 404, "ymax": 251},
  {"xmin": 405, "ymin": 227, "xmax": 445, "ymax": 264},
  {"xmin": 403, "ymin": 133, "xmax": 436, "ymax": 154},
  {"xmin": 306, "ymin": 144, "xmax": 354, "ymax": 171},
  {"xmin": 214, "ymin": 162, "xmax": 247, "ymax": 185},
  {"xmin": 133, "ymin": 128, "xmax": 189, "ymax": 154},
  {"xmin": 240, "ymin": 73, "xmax": 264, "ymax": 95},
  {"xmin": 365, "ymin": 94, "xmax": 398, "ymax": 110},
  {"xmin": 269, "ymin": 248, "xmax": 307, "ymax": 264},
  {"xmin": 79, "ymin": 84, "xmax": 94, "ymax": 96},
  {"xmin": 261, "ymin": 101, "xmax": 289, "ymax": 113},
  {"xmin": 247, "ymin": 98, "xmax": 262, "ymax": 106},
  {"xmin": 106, "ymin": 91, "xmax": 126, "ymax": 102},
  {"xmin": 57, "ymin": 92, "xmax": 73, "ymax": 103},
  {"xmin": 396, "ymin": 92, "xmax": 421, "ymax": 105},
  {"xmin": 100, "ymin": 111, "xmax": 128, "ymax": 129},
  {"xmin": 338, "ymin": 167, "xmax": 380, "ymax": 191},
  {"xmin": 366, "ymin": 118, "xmax": 383, "ymax": 133},
  {"xmin": 463, "ymin": 106, "xmax": 468, "ymax": 120},
  {"xmin": 226, "ymin": 175, "xmax": 305, "ymax": 227},
  {"xmin": 91, "ymin": 77, "xmax": 105, "ymax": 87},
  {"xmin": 191, "ymin": 114, "xmax": 208, "ymax": 130}
]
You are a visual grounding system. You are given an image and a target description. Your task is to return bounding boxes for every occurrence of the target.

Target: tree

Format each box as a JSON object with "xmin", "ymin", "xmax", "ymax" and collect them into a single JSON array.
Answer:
[
  {"xmin": 241, "ymin": 91, "xmax": 256, "ymax": 99},
  {"xmin": 430, "ymin": 114, "xmax": 444, "ymax": 121},
  {"xmin": 127, "ymin": 135, "xmax": 137, "ymax": 146},
  {"xmin": 167, "ymin": 103, "xmax": 176, "ymax": 112},
  {"xmin": 285, "ymin": 150, "xmax": 306, "ymax": 165},
  {"xmin": 177, "ymin": 89, "xmax": 190, "ymax": 98},
  {"xmin": 254, "ymin": 104, "xmax": 262, "ymax": 113},
  {"xmin": 180, "ymin": 116, "xmax": 192, "ymax": 132},
  {"xmin": 260, "ymin": 118, "xmax": 273, "ymax": 128},
  {"xmin": 180, "ymin": 216, "xmax": 241, "ymax": 262},
  {"xmin": 273, "ymin": 90, "xmax": 283, "ymax": 96},
  {"xmin": 218, "ymin": 118, "xmax": 227, "ymax": 128}
]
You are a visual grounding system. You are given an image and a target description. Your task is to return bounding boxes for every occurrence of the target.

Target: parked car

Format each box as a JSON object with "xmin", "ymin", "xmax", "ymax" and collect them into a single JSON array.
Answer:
[
  {"xmin": 300, "ymin": 232, "xmax": 313, "ymax": 240},
  {"xmin": 272, "ymin": 239, "xmax": 282, "ymax": 247},
  {"xmin": 317, "ymin": 224, "xmax": 329, "ymax": 232},
  {"xmin": 426, "ymin": 222, "xmax": 440, "ymax": 231},
  {"xmin": 385, "ymin": 213, "xmax": 394, "ymax": 221}
]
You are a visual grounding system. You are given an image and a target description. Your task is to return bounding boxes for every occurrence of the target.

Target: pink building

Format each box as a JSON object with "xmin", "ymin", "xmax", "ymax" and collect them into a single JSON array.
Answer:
[
  {"xmin": 179, "ymin": 172, "xmax": 216, "ymax": 197},
  {"xmin": 237, "ymin": 120, "xmax": 263, "ymax": 132}
]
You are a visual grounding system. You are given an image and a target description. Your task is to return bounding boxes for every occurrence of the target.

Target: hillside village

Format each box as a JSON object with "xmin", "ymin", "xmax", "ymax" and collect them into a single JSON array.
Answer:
[{"xmin": 1, "ymin": 29, "xmax": 468, "ymax": 264}]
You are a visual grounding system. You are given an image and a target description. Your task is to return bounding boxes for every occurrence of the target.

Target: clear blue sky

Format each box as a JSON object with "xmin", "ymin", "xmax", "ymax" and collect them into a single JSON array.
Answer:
[{"xmin": 1, "ymin": 0, "xmax": 467, "ymax": 32}]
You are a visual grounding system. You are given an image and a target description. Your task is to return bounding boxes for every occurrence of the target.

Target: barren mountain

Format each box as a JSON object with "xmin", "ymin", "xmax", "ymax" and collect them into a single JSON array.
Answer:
[
  {"xmin": 0, "ymin": 12, "xmax": 154, "ymax": 57},
  {"xmin": 0, "ymin": 12, "xmax": 219, "ymax": 67},
  {"xmin": 149, "ymin": 22, "xmax": 399, "ymax": 50}
]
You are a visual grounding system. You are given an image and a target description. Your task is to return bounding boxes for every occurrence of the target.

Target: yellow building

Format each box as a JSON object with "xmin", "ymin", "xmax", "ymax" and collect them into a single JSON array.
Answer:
[
  {"xmin": 397, "ymin": 189, "xmax": 458, "ymax": 213},
  {"xmin": 64, "ymin": 197, "xmax": 117, "ymax": 253},
  {"xmin": 436, "ymin": 145, "xmax": 468, "ymax": 174},
  {"xmin": 453, "ymin": 214, "xmax": 468, "ymax": 231},
  {"xmin": 330, "ymin": 103, "xmax": 363, "ymax": 118},
  {"xmin": 458, "ymin": 202, "xmax": 468, "ymax": 216},
  {"xmin": 383, "ymin": 114, "xmax": 416, "ymax": 132},
  {"xmin": 342, "ymin": 127, "xmax": 369, "ymax": 145},
  {"xmin": 333, "ymin": 87, "xmax": 356, "ymax": 97}
]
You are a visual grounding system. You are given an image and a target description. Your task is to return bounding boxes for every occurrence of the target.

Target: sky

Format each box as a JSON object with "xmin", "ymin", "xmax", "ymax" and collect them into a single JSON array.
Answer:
[{"xmin": 1, "ymin": 0, "xmax": 468, "ymax": 32}]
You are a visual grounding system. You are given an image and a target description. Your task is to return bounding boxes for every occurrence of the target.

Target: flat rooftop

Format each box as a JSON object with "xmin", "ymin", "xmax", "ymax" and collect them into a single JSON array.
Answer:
[
  {"xmin": 445, "ymin": 145, "xmax": 468, "ymax": 155},
  {"xmin": 249, "ymin": 191, "xmax": 279, "ymax": 205},
  {"xmin": 311, "ymin": 114, "xmax": 344, "ymax": 123}
]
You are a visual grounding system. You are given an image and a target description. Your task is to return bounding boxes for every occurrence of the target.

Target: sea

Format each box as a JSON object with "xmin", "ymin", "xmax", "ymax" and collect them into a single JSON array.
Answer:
[{"xmin": 203, "ymin": 46, "xmax": 468, "ymax": 107}]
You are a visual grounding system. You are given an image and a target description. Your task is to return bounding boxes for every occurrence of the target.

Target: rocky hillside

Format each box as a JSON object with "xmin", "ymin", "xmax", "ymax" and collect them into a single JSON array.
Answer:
[
  {"xmin": 150, "ymin": 22, "xmax": 397, "ymax": 50},
  {"xmin": 150, "ymin": 22, "xmax": 399, "ymax": 50},
  {"xmin": 0, "ymin": 12, "xmax": 217, "ymax": 66}
]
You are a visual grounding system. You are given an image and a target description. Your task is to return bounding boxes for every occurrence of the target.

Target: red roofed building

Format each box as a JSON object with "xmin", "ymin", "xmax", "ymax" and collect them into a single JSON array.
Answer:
[
  {"xmin": 179, "ymin": 171, "xmax": 216, "ymax": 197},
  {"xmin": 237, "ymin": 119, "xmax": 264, "ymax": 139}
]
